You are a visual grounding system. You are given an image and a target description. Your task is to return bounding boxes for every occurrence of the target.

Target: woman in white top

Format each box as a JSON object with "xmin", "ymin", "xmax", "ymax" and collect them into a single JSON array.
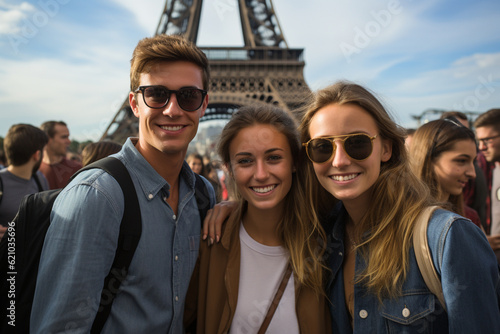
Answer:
[{"xmin": 184, "ymin": 105, "xmax": 330, "ymax": 333}]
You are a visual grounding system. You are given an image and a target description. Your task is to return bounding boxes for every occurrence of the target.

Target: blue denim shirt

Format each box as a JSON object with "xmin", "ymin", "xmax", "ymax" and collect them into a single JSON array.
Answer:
[
  {"xmin": 30, "ymin": 138, "xmax": 215, "ymax": 334},
  {"xmin": 325, "ymin": 203, "xmax": 500, "ymax": 333}
]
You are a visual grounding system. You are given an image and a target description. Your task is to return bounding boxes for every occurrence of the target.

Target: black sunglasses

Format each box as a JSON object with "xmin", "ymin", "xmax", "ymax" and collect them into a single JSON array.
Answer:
[
  {"xmin": 134, "ymin": 85, "xmax": 207, "ymax": 111},
  {"xmin": 303, "ymin": 133, "xmax": 377, "ymax": 163}
]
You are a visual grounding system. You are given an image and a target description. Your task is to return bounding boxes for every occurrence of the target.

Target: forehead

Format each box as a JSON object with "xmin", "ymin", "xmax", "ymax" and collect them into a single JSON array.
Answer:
[
  {"xmin": 139, "ymin": 61, "xmax": 204, "ymax": 88},
  {"xmin": 309, "ymin": 103, "xmax": 378, "ymax": 137},
  {"xmin": 476, "ymin": 125, "xmax": 498, "ymax": 138},
  {"xmin": 54, "ymin": 124, "xmax": 69, "ymax": 136},
  {"xmin": 445, "ymin": 139, "xmax": 477, "ymax": 154},
  {"xmin": 229, "ymin": 124, "xmax": 290, "ymax": 155}
]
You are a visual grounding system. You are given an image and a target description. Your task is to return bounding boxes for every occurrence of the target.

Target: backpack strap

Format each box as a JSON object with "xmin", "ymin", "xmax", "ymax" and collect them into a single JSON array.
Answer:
[
  {"xmin": 413, "ymin": 206, "xmax": 447, "ymax": 312},
  {"xmin": 32, "ymin": 173, "xmax": 44, "ymax": 192},
  {"xmin": 194, "ymin": 173, "xmax": 211, "ymax": 223},
  {"xmin": 71, "ymin": 157, "xmax": 141, "ymax": 333}
]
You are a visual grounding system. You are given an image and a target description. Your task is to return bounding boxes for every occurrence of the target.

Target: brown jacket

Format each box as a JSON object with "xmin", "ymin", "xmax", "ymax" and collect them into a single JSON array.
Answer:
[{"xmin": 184, "ymin": 216, "xmax": 331, "ymax": 333}]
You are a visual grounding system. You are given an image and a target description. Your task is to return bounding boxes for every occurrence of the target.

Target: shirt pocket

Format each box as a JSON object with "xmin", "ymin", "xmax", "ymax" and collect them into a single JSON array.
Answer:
[{"xmin": 380, "ymin": 291, "xmax": 438, "ymax": 333}]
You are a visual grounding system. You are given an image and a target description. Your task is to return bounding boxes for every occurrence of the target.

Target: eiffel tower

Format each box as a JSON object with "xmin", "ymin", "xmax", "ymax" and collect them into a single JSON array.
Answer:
[{"xmin": 101, "ymin": 0, "xmax": 311, "ymax": 143}]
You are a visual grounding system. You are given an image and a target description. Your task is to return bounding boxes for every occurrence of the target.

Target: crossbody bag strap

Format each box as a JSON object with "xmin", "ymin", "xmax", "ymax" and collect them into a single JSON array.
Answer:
[
  {"xmin": 257, "ymin": 262, "xmax": 293, "ymax": 334},
  {"xmin": 413, "ymin": 205, "xmax": 447, "ymax": 312}
]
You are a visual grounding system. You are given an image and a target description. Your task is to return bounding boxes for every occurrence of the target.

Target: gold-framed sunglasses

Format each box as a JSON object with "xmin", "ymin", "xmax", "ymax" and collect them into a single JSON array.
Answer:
[{"xmin": 303, "ymin": 133, "xmax": 377, "ymax": 163}]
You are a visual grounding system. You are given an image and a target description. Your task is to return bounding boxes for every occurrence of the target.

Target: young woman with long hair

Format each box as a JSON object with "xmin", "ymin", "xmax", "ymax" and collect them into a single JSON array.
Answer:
[
  {"xmin": 409, "ymin": 118, "xmax": 481, "ymax": 227},
  {"xmin": 299, "ymin": 81, "xmax": 499, "ymax": 333},
  {"xmin": 185, "ymin": 105, "xmax": 330, "ymax": 333}
]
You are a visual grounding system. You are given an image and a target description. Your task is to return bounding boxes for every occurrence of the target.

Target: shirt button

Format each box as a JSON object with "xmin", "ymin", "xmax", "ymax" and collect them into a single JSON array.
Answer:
[
  {"xmin": 174, "ymin": 255, "xmax": 179, "ymax": 261},
  {"xmin": 173, "ymin": 214, "xmax": 177, "ymax": 220},
  {"xmin": 339, "ymin": 252, "xmax": 343, "ymax": 256},
  {"xmin": 175, "ymin": 296, "xmax": 179, "ymax": 302},
  {"xmin": 359, "ymin": 309, "xmax": 368, "ymax": 319},
  {"xmin": 402, "ymin": 307, "xmax": 410, "ymax": 318},
  {"xmin": 148, "ymin": 194, "xmax": 153, "ymax": 199}
]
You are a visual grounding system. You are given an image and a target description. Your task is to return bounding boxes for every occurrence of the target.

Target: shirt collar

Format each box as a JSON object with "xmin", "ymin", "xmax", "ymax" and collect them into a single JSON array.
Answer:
[{"xmin": 114, "ymin": 138, "xmax": 196, "ymax": 201}]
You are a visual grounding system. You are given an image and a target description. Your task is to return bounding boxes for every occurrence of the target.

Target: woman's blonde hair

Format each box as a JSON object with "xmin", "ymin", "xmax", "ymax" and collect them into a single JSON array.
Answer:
[
  {"xmin": 299, "ymin": 81, "xmax": 435, "ymax": 301},
  {"xmin": 410, "ymin": 118, "xmax": 476, "ymax": 216},
  {"xmin": 218, "ymin": 104, "xmax": 327, "ymax": 295}
]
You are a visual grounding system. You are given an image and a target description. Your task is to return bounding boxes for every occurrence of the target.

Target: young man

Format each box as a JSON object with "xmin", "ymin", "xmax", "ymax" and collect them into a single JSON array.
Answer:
[
  {"xmin": 0, "ymin": 124, "xmax": 49, "ymax": 239},
  {"xmin": 30, "ymin": 35, "xmax": 216, "ymax": 333},
  {"xmin": 475, "ymin": 108, "xmax": 500, "ymax": 263},
  {"xmin": 39, "ymin": 120, "xmax": 82, "ymax": 189}
]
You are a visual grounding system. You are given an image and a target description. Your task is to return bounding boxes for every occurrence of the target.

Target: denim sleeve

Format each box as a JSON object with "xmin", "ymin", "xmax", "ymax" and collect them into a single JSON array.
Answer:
[
  {"xmin": 438, "ymin": 218, "xmax": 500, "ymax": 333},
  {"xmin": 30, "ymin": 175, "xmax": 123, "ymax": 333}
]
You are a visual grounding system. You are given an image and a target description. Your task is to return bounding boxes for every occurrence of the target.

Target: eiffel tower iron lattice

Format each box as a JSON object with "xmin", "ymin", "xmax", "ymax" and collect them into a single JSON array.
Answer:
[{"xmin": 101, "ymin": 0, "xmax": 311, "ymax": 143}]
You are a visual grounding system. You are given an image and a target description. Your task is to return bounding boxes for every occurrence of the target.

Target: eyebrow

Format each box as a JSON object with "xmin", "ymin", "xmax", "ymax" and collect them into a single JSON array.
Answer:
[
  {"xmin": 455, "ymin": 153, "xmax": 476, "ymax": 159},
  {"xmin": 234, "ymin": 148, "xmax": 285, "ymax": 157}
]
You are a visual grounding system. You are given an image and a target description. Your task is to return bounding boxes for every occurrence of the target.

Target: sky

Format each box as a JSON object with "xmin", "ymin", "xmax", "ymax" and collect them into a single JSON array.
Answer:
[{"xmin": 0, "ymin": 0, "xmax": 499, "ymax": 142}]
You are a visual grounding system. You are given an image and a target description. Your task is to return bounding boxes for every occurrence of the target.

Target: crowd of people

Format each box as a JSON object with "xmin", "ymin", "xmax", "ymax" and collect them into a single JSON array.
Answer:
[{"xmin": 0, "ymin": 33, "xmax": 499, "ymax": 333}]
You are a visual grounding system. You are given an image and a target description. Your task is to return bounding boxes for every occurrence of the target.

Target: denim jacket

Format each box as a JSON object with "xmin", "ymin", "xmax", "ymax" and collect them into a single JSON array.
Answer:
[
  {"xmin": 31, "ymin": 138, "xmax": 216, "ymax": 333},
  {"xmin": 325, "ymin": 203, "xmax": 500, "ymax": 333}
]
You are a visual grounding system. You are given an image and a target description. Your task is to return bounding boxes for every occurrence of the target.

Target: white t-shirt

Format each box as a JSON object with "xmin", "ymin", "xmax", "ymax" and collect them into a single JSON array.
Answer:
[{"xmin": 229, "ymin": 223, "xmax": 299, "ymax": 334}]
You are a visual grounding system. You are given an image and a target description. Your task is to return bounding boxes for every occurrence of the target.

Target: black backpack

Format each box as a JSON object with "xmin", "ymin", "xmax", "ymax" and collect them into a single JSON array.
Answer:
[{"xmin": 0, "ymin": 157, "xmax": 210, "ymax": 334}]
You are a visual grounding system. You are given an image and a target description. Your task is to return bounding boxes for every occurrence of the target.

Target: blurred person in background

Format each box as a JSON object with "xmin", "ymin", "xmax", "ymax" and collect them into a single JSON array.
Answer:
[
  {"xmin": 0, "ymin": 124, "xmax": 49, "ymax": 238},
  {"xmin": 39, "ymin": 121, "xmax": 82, "ymax": 189},
  {"xmin": 187, "ymin": 152, "xmax": 222, "ymax": 202},
  {"xmin": 440, "ymin": 111, "xmax": 487, "ymax": 228},
  {"xmin": 475, "ymin": 108, "xmax": 500, "ymax": 263},
  {"xmin": 410, "ymin": 117, "xmax": 480, "ymax": 226},
  {"xmin": 81, "ymin": 141, "xmax": 122, "ymax": 167}
]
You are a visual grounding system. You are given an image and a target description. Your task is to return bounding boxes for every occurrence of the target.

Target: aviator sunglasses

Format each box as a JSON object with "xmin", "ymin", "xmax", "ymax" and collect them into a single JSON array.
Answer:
[
  {"xmin": 134, "ymin": 85, "xmax": 207, "ymax": 111},
  {"xmin": 303, "ymin": 133, "xmax": 377, "ymax": 163}
]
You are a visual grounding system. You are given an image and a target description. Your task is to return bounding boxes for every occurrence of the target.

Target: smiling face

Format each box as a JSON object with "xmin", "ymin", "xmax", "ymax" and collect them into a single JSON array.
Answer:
[
  {"xmin": 433, "ymin": 139, "xmax": 477, "ymax": 201},
  {"xmin": 129, "ymin": 61, "xmax": 208, "ymax": 161},
  {"xmin": 308, "ymin": 103, "xmax": 392, "ymax": 212},
  {"xmin": 228, "ymin": 124, "xmax": 294, "ymax": 214},
  {"xmin": 188, "ymin": 156, "xmax": 204, "ymax": 174}
]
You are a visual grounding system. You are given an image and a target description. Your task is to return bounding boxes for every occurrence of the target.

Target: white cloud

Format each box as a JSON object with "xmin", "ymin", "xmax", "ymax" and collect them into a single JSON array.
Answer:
[
  {"xmin": 0, "ymin": 1, "xmax": 35, "ymax": 34},
  {"xmin": 392, "ymin": 52, "xmax": 500, "ymax": 95},
  {"xmin": 0, "ymin": 56, "xmax": 129, "ymax": 141}
]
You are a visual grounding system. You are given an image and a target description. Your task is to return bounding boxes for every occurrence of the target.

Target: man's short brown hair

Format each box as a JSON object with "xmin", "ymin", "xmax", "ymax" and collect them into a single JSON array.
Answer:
[
  {"xmin": 4, "ymin": 124, "xmax": 48, "ymax": 166},
  {"xmin": 474, "ymin": 108, "xmax": 500, "ymax": 132},
  {"xmin": 40, "ymin": 121, "xmax": 68, "ymax": 139},
  {"xmin": 129, "ymin": 34, "xmax": 210, "ymax": 92}
]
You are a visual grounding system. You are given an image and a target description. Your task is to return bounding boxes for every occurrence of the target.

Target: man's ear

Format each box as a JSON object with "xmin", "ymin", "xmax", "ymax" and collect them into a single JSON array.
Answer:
[
  {"xmin": 32, "ymin": 150, "xmax": 42, "ymax": 162},
  {"xmin": 130, "ymin": 91, "xmax": 140, "ymax": 118},
  {"xmin": 199, "ymin": 94, "xmax": 209, "ymax": 118}
]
